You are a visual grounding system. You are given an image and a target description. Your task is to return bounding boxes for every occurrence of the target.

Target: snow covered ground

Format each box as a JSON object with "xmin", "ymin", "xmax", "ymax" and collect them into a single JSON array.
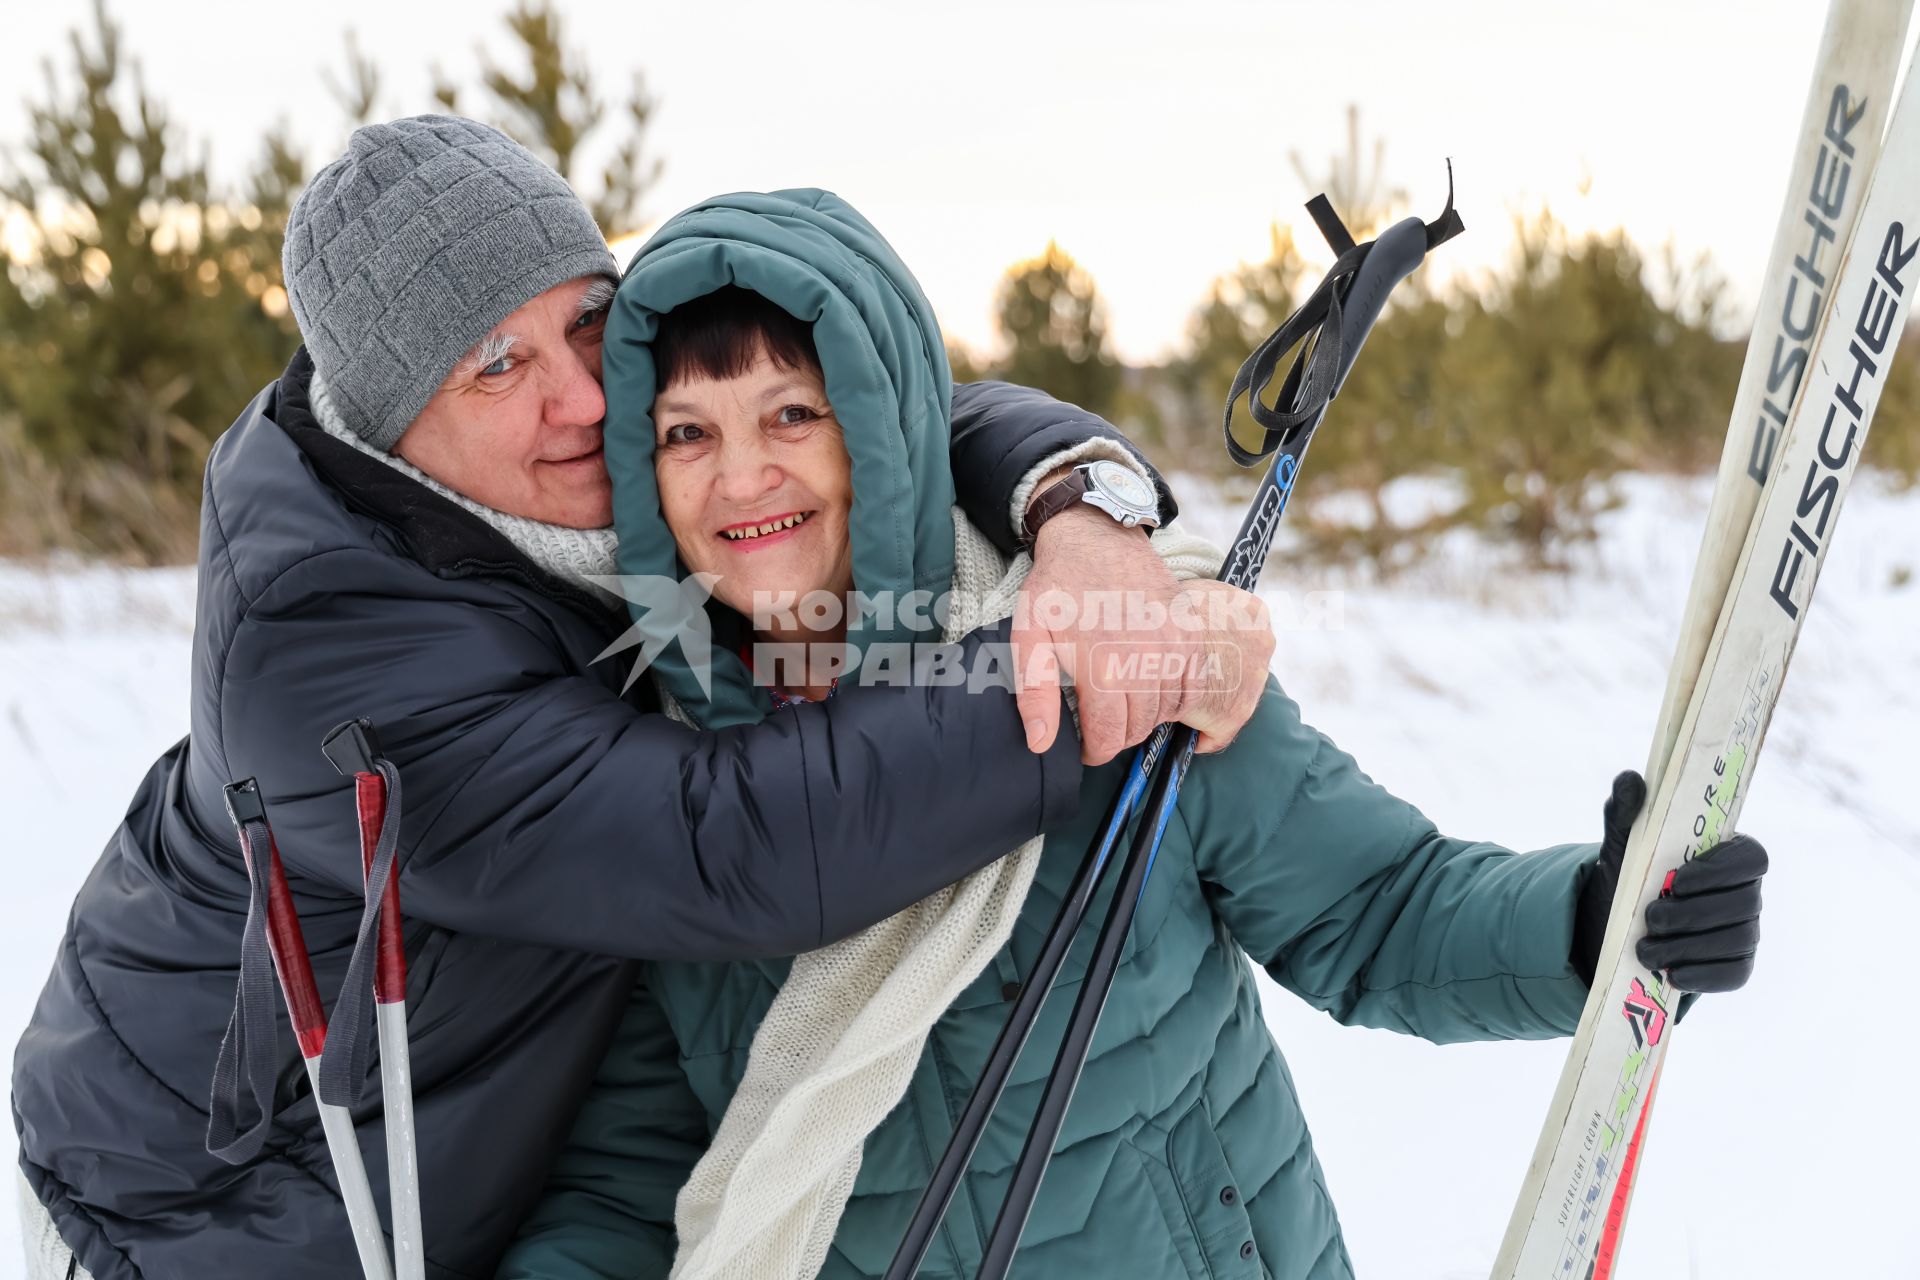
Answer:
[{"xmin": 2, "ymin": 473, "xmax": 1916, "ymax": 1278}]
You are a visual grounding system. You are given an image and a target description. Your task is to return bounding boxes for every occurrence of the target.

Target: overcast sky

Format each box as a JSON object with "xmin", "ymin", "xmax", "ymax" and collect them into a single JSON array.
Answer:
[{"xmin": 2, "ymin": 0, "xmax": 1904, "ymax": 361}]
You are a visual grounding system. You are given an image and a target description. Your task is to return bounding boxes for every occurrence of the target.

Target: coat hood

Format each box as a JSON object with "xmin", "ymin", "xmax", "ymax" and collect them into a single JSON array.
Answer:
[{"xmin": 602, "ymin": 189, "xmax": 955, "ymax": 727}]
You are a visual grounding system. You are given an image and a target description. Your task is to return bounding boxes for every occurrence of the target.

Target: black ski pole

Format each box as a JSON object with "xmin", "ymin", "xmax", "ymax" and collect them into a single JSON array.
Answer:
[
  {"xmin": 887, "ymin": 182, "xmax": 1462, "ymax": 1280},
  {"xmin": 881, "ymin": 748, "xmax": 1160, "ymax": 1280},
  {"xmin": 971, "ymin": 202, "xmax": 1460, "ymax": 1280}
]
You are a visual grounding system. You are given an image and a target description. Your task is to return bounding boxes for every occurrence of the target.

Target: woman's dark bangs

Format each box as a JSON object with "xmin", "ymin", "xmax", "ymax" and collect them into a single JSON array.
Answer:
[{"xmin": 652, "ymin": 286, "xmax": 821, "ymax": 389}]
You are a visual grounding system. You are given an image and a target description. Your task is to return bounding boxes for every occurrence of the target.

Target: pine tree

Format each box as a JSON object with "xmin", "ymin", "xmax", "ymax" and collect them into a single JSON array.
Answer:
[
  {"xmin": 0, "ymin": 0, "xmax": 296, "ymax": 560},
  {"xmin": 1867, "ymin": 330, "xmax": 1920, "ymax": 488},
  {"xmin": 988, "ymin": 240, "xmax": 1121, "ymax": 419},
  {"xmin": 1167, "ymin": 223, "xmax": 1306, "ymax": 460},
  {"xmin": 323, "ymin": 31, "xmax": 383, "ymax": 127},
  {"xmin": 1289, "ymin": 104, "xmax": 1406, "ymax": 241},
  {"xmin": 1445, "ymin": 211, "xmax": 1738, "ymax": 561},
  {"xmin": 476, "ymin": 0, "xmax": 661, "ymax": 239}
]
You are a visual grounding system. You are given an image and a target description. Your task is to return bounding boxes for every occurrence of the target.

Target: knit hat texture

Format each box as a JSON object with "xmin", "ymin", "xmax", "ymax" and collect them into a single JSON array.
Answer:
[{"xmin": 282, "ymin": 114, "xmax": 617, "ymax": 451}]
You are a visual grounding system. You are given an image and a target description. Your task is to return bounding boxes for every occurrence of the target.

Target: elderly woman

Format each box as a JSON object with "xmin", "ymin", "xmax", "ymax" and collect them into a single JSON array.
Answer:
[{"xmin": 497, "ymin": 190, "xmax": 1770, "ymax": 1280}]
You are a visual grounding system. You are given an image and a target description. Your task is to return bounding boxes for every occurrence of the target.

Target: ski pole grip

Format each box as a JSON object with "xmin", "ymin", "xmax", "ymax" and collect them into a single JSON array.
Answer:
[
  {"xmin": 323, "ymin": 718, "xmax": 409, "ymax": 1003},
  {"xmin": 1329, "ymin": 215, "xmax": 1432, "ymax": 397},
  {"xmin": 220, "ymin": 778, "xmax": 329, "ymax": 1058},
  {"xmin": 223, "ymin": 777, "xmax": 268, "ymax": 827},
  {"xmin": 321, "ymin": 717, "xmax": 384, "ymax": 778},
  {"xmin": 358, "ymin": 769, "xmax": 407, "ymax": 1002}
]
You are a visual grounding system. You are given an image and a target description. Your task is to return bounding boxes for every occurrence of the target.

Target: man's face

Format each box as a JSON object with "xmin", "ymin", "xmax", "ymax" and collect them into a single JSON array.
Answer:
[{"xmin": 395, "ymin": 276, "xmax": 614, "ymax": 528}]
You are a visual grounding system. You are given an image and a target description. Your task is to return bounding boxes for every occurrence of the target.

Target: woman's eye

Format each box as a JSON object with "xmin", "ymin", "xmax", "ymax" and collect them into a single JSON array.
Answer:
[
  {"xmin": 663, "ymin": 423, "xmax": 707, "ymax": 446},
  {"xmin": 777, "ymin": 404, "xmax": 818, "ymax": 425}
]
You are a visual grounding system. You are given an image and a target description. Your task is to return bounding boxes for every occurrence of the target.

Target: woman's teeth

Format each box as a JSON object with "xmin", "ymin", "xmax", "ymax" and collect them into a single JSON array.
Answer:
[{"xmin": 722, "ymin": 512, "xmax": 811, "ymax": 541}]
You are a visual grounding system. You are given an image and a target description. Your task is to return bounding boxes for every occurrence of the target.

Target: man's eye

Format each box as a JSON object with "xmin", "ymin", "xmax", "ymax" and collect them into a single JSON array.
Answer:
[
  {"xmin": 663, "ymin": 423, "xmax": 707, "ymax": 446},
  {"xmin": 480, "ymin": 356, "xmax": 516, "ymax": 377},
  {"xmin": 573, "ymin": 308, "xmax": 608, "ymax": 333}
]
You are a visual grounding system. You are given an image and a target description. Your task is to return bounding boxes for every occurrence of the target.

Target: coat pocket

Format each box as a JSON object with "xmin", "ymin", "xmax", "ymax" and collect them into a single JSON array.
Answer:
[
  {"xmin": 1164, "ymin": 1099, "xmax": 1265, "ymax": 1280},
  {"xmin": 1128, "ymin": 1139, "xmax": 1211, "ymax": 1280}
]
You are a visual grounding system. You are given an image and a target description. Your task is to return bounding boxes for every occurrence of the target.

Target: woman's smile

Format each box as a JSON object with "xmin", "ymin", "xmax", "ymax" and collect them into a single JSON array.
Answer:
[{"xmin": 717, "ymin": 509, "xmax": 817, "ymax": 551}]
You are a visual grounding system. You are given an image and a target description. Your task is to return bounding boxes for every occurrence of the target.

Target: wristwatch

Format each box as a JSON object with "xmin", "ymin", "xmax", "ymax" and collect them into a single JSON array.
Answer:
[{"xmin": 1022, "ymin": 459, "xmax": 1162, "ymax": 544}]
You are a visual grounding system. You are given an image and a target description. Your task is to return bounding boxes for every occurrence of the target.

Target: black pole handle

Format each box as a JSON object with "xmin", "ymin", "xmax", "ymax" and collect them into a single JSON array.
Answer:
[{"xmin": 1326, "ymin": 213, "xmax": 1436, "ymax": 397}]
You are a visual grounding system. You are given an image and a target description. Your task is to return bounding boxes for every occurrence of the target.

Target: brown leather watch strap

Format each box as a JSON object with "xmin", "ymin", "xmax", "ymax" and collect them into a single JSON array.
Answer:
[{"xmin": 1021, "ymin": 468, "xmax": 1094, "ymax": 544}]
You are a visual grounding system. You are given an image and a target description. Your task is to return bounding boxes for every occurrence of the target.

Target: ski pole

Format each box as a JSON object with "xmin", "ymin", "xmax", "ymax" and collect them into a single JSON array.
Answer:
[
  {"xmin": 973, "ymin": 202, "xmax": 1458, "ymax": 1280},
  {"xmin": 322, "ymin": 719, "xmax": 425, "ymax": 1280},
  {"xmin": 221, "ymin": 780, "xmax": 397, "ymax": 1280},
  {"xmin": 890, "ymin": 183, "xmax": 1463, "ymax": 1280},
  {"xmin": 881, "ymin": 755, "xmax": 1157, "ymax": 1280}
]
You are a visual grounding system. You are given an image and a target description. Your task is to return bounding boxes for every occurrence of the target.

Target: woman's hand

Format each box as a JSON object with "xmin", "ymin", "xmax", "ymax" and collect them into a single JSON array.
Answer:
[
  {"xmin": 1013, "ymin": 507, "xmax": 1275, "ymax": 764},
  {"xmin": 1572, "ymin": 770, "xmax": 1769, "ymax": 993}
]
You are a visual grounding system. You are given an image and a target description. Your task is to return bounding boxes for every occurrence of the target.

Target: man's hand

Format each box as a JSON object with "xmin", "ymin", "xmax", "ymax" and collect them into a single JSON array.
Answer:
[{"xmin": 1012, "ymin": 505, "xmax": 1275, "ymax": 765}]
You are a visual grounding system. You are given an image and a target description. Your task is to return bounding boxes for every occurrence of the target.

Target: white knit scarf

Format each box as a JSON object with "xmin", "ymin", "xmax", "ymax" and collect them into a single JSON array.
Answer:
[
  {"xmin": 309, "ymin": 370, "xmax": 621, "ymax": 594},
  {"xmin": 665, "ymin": 513, "xmax": 1223, "ymax": 1280}
]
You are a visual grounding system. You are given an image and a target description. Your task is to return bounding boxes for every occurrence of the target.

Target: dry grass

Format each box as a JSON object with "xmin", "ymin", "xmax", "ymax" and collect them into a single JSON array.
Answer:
[{"xmin": 0, "ymin": 414, "xmax": 201, "ymax": 565}]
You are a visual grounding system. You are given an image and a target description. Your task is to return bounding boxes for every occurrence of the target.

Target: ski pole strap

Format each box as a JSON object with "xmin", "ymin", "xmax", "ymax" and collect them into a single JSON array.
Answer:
[
  {"xmin": 316, "ymin": 749, "xmax": 405, "ymax": 1109},
  {"xmin": 1424, "ymin": 165, "xmax": 1464, "ymax": 249},
  {"xmin": 1305, "ymin": 194, "xmax": 1357, "ymax": 256},
  {"xmin": 207, "ymin": 781, "xmax": 291, "ymax": 1165},
  {"xmin": 1221, "ymin": 241, "xmax": 1365, "ymax": 465},
  {"xmin": 1223, "ymin": 165, "xmax": 1464, "ymax": 467}
]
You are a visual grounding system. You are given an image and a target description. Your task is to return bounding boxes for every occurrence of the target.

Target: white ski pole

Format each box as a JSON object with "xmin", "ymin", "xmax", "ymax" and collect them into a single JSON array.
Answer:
[
  {"xmin": 222, "ymin": 780, "xmax": 397, "ymax": 1280},
  {"xmin": 324, "ymin": 720, "xmax": 425, "ymax": 1280}
]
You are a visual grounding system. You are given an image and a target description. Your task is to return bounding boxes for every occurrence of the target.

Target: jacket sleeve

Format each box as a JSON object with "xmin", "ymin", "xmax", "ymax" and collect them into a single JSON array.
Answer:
[
  {"xmin": 217, "ymin": 548, "xmax": 1082, "ymax": 960},
  {"xmin": 949, "ymin": 381, "xmax": 1179, "ymax": 556},
  {"xmin": 1185, "ymin": 678, "xmax": 1599, "ymax": 1043},
  {"xmin": 495, "ymin": 975, "xmax": 701, "ymax": 1280}
]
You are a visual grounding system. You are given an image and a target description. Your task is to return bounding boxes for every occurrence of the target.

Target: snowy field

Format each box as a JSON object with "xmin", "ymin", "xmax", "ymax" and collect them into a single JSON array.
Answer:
[{"xmin": 2, "ymin": 473, "xmax": 1917, "ymax": 1278}]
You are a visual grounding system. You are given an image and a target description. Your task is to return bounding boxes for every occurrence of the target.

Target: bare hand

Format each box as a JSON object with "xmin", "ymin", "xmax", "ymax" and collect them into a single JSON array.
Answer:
[{"xmin": 1013, "ymin": 508, "xmax": 1275, "ymax": 765}]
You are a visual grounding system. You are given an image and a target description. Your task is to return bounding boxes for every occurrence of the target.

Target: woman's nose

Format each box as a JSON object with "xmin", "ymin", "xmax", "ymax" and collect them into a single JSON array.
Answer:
[{"xmin": 714, "ymin": 430, "xmax": 783, "ymax": 504}]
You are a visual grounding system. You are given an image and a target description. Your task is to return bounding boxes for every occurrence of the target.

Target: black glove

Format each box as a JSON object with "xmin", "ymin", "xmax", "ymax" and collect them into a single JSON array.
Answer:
[{"xmin": 1571, "ymin": 770, "xmax": 1768, "ymax": 993}]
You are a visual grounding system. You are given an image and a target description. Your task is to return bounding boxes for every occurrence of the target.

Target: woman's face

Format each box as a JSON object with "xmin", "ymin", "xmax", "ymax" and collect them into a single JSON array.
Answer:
[{"xmin": 653, "ymin": 341, "xmax": 855, "ymax": 629}]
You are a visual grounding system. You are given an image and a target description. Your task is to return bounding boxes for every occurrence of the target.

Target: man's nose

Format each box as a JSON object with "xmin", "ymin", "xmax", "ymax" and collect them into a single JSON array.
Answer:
[{"xmin": 547, "ymin": 343, "xmax": 607, "ymax": 429}]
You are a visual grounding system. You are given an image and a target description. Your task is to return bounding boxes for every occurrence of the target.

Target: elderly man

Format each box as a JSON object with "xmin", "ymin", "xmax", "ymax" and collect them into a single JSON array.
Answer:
[{"xmin": 11, "ymin": 117, "xmax": 1273, "ymax": 1279}]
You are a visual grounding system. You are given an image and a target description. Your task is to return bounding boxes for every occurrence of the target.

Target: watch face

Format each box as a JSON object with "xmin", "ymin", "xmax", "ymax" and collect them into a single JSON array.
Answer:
[{"xmin": 1087, "ymin": 459, "xmax": 1156, "ymax": 514}]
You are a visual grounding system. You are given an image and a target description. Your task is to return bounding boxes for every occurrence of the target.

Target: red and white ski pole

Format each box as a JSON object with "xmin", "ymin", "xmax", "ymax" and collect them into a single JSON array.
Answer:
[
  {"xmin": 221, "ymin": 779, "xmax": 396, "ymax": 1280},
  {"xmin": 322, "ymin": 719, "xmax": 425, "ymax": 1280}
]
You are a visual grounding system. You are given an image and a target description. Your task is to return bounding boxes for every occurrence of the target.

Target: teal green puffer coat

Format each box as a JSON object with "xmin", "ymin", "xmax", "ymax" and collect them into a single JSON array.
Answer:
[{"xmin": 497, "ymin": 190, "xmax": 1600, "ymax": 1280}]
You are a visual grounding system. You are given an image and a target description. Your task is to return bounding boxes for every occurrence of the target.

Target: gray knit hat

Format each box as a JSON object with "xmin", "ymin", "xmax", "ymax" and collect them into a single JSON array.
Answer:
[{"xmin": 282, "ymin": 114, "xmax": 618, "ymax": 451}]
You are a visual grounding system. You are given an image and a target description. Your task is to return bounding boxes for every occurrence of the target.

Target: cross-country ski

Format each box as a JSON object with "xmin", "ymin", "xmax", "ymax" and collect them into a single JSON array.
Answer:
[{"xmin": 1498, "ymin": 2, "xmax": 1920, "ymax": 1273}]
